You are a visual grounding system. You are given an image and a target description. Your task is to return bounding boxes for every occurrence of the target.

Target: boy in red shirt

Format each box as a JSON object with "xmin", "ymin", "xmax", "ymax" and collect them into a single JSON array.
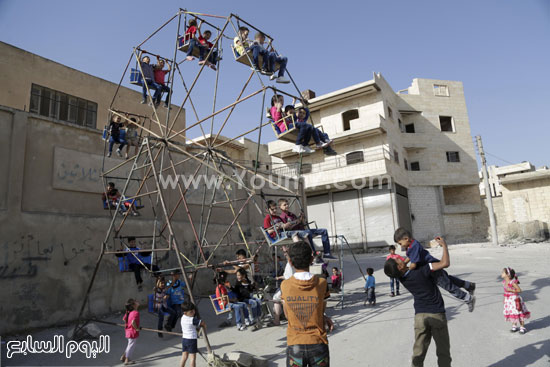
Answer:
[
  {"xmin": 386, "ymin": 245, "xmax": 405, "ymax": 296},
  {"xmin": 197, "ymin": 30, "xmax": 218, "ymax": 70},
  {"xmin": 263, "ymin": 200, "xmax": 309, "ymax": 243},
  {"xmin": 153, "ymin": 57, "xmax": 171, "ymax": 108}
]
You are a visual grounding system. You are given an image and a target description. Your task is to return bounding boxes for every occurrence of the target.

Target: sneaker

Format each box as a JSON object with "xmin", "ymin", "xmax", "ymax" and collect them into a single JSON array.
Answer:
[
  {"xmin": 390, "ymin": 292, "xmax": 395, "ymax": 297},
  {"xmin": 140, "ymin": 99, "xmax": 146, "ymax": 104},
  {"xmin": 510, "ymin": 326, "xmax": 519, "ymax": 333},
  {"xmin": 208, "ymin": 63, "xmax": 217, "ymax": 71},
  {"xmin": 467, "ymin": 282, "xmax": 476, "ymax": 296},
  {"xmin": 467, "ymin": 295, "xmax": 476, "ymax": 312},
  {"xmin": 276, "ymin": 76, "xmax": 290, "ymax": 84},
  {"xmin": 303, "ymin": 146, "xmax": 314, "ymax": 154},
  {"xmin": 260, "ymin": 68, "xmax": 271, "ymax": 75},
  {"xmin": 323, "ymin": 147, "xmax": 338, "ymax": 156},
  {"xmin": 237, "ymin": 324, "xmax": 247, "ymax": 331},
  {"xmin": 107, "ymin": 152, "xmax": 112, "ymax": 158},
  {"xmin": 320, "ymin": 140, "xmax": 330, "ymax": 148},
  {"xmin": 292, "ymin": 145, "xmax": 304, "ymax": 154},
  {"xmin": 245, "ymin": 320, "xmax": 252, "ymax": 327},
  {"xmin": 125, "ymin": 153, "xmax": 129, "ymax": 159},
  {"xmin": 270, "ymin": 74, "xmax": 277, "ymax": 81},
  {"xmin": 116, "ymin": 149, "xmax": 122, "ymax": 157},
  {"xmin": 519, "ymin": 327, "xmax": 526, "ymax": 334},
  {"xmin": 186, "ymin": 56, "xmax": 195, "ymax": 61},
  {"xmin": 323, "ymin": 253, "xmax": 337, "ymax": 259},
  {"xmin": 396, "ymin": 291, "xmax": 400, "ymax": 296},
  {"xmin": 132, "ymin": 212, "xmax": 139, "ymax": 216}
]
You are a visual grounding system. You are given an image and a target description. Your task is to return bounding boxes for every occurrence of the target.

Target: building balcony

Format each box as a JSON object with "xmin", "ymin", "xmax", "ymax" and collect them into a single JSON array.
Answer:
[
  {"xmin": 271, "ymin": 146, "xmax": 391, "ymax": 190},
  {"xmin": 268, "ymin": 115, "xmax": 387, "ymax": 158}
]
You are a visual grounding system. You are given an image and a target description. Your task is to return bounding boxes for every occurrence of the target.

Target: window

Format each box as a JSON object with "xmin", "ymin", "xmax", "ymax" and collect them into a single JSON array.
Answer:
[
  {"xmin": 300, "ymin": 163, "xmax": 312, "ymax": 174},
  {"xmin": 29, "ymin": 84, "xmax": 97, "ymax": 129},
  {"xmin": 410, "ymin": 162, "xmax": 420, "ymax": 171},
  {"xmin": 439, "ymin": 116, "xmax": 454, "ymax": 132},
  {"xmin": 394, "ymin": 150, "xmax": 399, "ymax": 164},
  {"xmin": 346, "ymin": 151, "xmax": 364, "ymax": 165},
  {"xmin": 404, "ymin": 159, "xmax": 409, "ymax": 170},
  {"xmin": 342, "ymin": 109, "xmax": 359, "ymax": 131},
  {"xmin": 405, "ymin": 123, "xmax": 415, "ymax": 133},
  {"xmin": 434, "ymin": 84, "xmax": 449, "ymax": 97},
  {"xmin": 446, "ymin": 151, "xmax": 460, "ymax": 162},
  {"xmin": 387, "ymin": 106, "xmax": 393, "ymax": 119}
]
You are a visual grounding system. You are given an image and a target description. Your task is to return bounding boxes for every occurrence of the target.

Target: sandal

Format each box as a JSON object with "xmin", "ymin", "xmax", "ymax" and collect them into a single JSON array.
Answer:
[
  {"xmin": 519, "ymin": 327, "xmax": 526, "ymax": 334},
  {"xmin": 510, "ymin": 326, "xmax": 519, "ymax": 333}
]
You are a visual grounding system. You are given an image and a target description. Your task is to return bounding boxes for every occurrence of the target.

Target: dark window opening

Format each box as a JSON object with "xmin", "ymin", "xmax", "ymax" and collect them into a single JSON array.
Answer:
[
  {"xmin": 410, "ymin": 162, "xmax": 420, "ymax": 171},
  {"xmin": 405, "ymin": 123, "xmax": 415, "ymax": 133},
  {"xmin": 346, "ymin": 151, "xmax": 364, "ymax": 165},
  {"xmin": 29, "ymin": 84, "xmax": 97, "ymax": 129},
  {"xmin": 446, "ymin": 151, "xmax": 460, "ymax": 162},
  {"xmin": 342, "ymin": 109, "xmax": 359, "ymax": 131},
  {"xmin": 439, "ymin": 116, "xmax": 454, "ymax": 132}
]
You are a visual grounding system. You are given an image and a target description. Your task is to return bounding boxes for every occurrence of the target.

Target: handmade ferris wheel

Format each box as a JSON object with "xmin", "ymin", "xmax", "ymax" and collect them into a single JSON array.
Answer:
[{"xmin": 74, "ymin": 9, "xmax": 319, "ymax": 361}]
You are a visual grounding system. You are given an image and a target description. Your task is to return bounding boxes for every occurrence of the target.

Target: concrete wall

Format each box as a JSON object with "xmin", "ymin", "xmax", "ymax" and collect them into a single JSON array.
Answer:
[{"xmin": 0, "ymin": 106, "xmax": 299, "ymax": 334}]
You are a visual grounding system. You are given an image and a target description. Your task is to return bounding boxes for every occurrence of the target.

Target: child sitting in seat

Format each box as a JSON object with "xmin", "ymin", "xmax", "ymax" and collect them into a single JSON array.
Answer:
[
  {"xmin": 296, "ymin": 107, "xmax": 337, "ymax": 156},
  {"xmin": 266, "ymin": 44, "xmax": 289, "ymax": 84},
  {"xmin": 197, "ymin": 30, "xmax": 218, "ymax": 70},
  {"xmin": 102, "ymin": 182, "xmax": 121, "ymax": 209},
  {"xmin": 153, "ymin": 58, "xmax": 171, "ymax": 107},
  {"xmin": 249, "ymin": 32, "xmax": 270, "ymax": 74},
  {"xmin": 215, "ymin": 271, "xmax": 250, "ymax": 331},
  {"xmin": 232, "ymin": 268, "xmax": 263, "ymax": 330},
  {"xmin": 107, "ymin": 115, "xmax": 127, "ymax": 158},
  {"xmin": 183, "ymin": 19, "xmax": 205, "ymax": 62}
]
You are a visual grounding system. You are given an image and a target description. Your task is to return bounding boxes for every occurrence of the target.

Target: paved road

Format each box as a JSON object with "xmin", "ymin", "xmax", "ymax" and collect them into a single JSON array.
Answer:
[{"xmin": 3, "ymin": 242, "xmax": 550, "ymax": 366}]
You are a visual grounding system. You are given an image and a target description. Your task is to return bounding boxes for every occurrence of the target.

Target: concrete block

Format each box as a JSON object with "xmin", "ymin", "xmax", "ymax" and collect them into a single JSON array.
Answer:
[{"xmin": 226, "ymin": 351, "xmax": 253, "ymax": 367}]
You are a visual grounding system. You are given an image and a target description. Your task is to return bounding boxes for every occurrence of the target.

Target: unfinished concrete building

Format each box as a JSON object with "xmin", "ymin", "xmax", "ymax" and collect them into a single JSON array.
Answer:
[{"xmin": 270, "ymin": 73, "xmax": 483, "ymax": 248}]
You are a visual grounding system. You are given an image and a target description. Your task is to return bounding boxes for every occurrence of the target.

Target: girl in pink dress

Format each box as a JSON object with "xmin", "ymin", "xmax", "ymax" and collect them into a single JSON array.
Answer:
[{"xmin": 501, "ymin": 267, "xmax": 530, "ymax": 334}]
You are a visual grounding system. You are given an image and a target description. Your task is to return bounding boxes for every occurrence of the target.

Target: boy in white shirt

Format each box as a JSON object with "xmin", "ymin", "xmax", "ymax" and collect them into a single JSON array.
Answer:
[{"xmin": 180, "ymin": 302, "xmax": 205, "ymax": 367}]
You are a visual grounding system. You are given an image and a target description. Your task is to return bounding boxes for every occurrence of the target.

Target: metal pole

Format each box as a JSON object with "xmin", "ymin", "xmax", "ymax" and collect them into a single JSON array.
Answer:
[{"xmin": 476, "ymin": 135, "xmax": 499, "ymax": 246}]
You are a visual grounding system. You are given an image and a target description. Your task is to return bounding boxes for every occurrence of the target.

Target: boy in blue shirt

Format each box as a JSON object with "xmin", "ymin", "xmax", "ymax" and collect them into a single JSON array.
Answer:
[
  {"xmin": 165, "ymin": 271, "xmax": 186, "ymax": 332},
  {"xmin": 364, "ymin": 267, "xmax": 376, "ymax": 306},
  {"xmin": 394, "ymin": 227, "xmax": 476, "ymax": 312}
]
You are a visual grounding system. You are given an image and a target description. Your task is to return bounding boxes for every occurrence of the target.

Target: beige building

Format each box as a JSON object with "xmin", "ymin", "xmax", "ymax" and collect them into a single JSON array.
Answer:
[
  {"xmin": 479, "ymin": 162, "xmax": 535, "ymax": 197},
  {"xmin": 270, "ymin": 73, "xmax": 483, "ymax": 248}
]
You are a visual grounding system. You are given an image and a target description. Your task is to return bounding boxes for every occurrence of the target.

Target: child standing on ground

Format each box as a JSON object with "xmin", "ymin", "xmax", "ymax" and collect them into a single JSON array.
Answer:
[
  {"xmin": 386, "ymin": 245, "xmax": 404, "ymax": 297},
  {"xmin": 502, "ymin": 267, "xmax": 530, "ymax": 334},
  {"xmin": 180, "ymin": 301, "xmax": 206, "ymax": 367},
  {"xmin": 364, "ymin": 268, "xmax": 376, "ymax": 305},
  {"xmin": 331, "ymin": 267, "xmax": 342, "ymax": 291},
  {"xmin": 121, "ymin": 298, "xmax": 140, "ymax": 365}
]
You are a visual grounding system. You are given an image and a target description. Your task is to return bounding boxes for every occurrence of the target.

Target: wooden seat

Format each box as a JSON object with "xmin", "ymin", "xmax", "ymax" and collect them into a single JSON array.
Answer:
[
  {"xmin": 178, "ymin": 38, "xmax": 202, "ymax": 58},
  {"xmin": 231, "ymin": 45, "xmax": 279, "ymax": 72},
  {"xmin": 209, "ymin": 294, "xmax": 231, "ymax": 315},
  {"xmin": 270, "ymin": 114, "xmax": 299, "ymax": 143}
]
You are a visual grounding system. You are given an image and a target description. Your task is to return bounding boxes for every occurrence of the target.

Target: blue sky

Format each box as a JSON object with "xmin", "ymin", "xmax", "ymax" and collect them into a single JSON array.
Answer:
[{"xmin": 1, "ymin": 0, "xmax": 549, "ymax": 168}]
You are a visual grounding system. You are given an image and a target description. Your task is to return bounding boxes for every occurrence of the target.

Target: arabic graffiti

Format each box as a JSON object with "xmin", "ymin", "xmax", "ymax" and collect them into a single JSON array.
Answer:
[
  {"xmin": 1, "ymin": 234, "xmax": 93, "ymax": 279},
  {"xmin": 56, "ymin": 162, "xmax": 100, "ymax": 184}
]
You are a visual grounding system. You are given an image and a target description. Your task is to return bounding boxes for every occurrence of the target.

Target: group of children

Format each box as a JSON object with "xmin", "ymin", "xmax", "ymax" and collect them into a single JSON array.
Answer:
[
  {"xmin": 119, "ymin": 225, "xmax": 532, "ymax": 366},
  {"xmin": 104, "ymin": 114, "xmax": 141, "ymax": 158},
  {"xmin": 138, "ymin": 53, "xmax": 172, "ymax": 108}
]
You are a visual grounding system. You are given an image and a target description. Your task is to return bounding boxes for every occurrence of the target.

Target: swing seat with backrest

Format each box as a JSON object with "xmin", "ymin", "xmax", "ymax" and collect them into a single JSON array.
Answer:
[
  {"xmin": 259, "ymin": 225, "xmax": 296, "ymax": 247},
  {"xmin": 230, "ymin": 45, "xmax": 280, "ymax": 72}
]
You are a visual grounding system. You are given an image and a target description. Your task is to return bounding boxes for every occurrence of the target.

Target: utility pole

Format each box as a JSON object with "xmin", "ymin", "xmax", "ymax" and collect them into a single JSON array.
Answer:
[{"xmin": 476, "ymin": 135, "xmax": 499, "ymax": 246}]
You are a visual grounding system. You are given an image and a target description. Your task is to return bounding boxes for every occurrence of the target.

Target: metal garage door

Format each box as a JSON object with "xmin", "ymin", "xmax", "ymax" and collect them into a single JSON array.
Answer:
[
  {"xmin": 332, "ymin": 190, "xmax": 364, "ymax": 249},
  {"xmin": 361, "ymin": 188, "xmax": 395, "ymax": 247}
]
